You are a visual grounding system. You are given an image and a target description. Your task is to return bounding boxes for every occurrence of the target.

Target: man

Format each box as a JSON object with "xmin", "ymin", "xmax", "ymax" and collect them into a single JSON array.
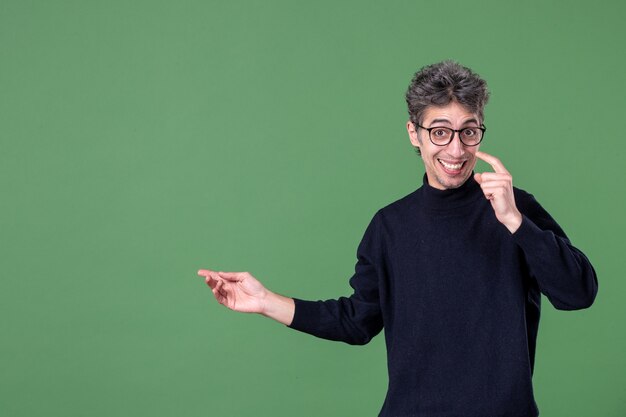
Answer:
[{"xmin": 198, "ymin": 61, "xmax": 598, "ymax": 417}]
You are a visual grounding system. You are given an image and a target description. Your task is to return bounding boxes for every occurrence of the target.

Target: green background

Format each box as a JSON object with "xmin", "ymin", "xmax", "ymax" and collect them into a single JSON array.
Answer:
[{"xmin": 1, "ymin": 1, "xmax": 625, "ymax": 416}]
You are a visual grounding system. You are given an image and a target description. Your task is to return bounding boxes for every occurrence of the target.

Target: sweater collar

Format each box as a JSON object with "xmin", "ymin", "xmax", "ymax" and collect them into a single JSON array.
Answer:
[{"xmin": 418, "ymin": 173, "xmax": 483, "ymax": 210}]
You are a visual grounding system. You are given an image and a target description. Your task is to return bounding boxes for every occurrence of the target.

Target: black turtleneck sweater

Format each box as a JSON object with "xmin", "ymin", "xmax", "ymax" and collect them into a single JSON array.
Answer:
[{"xmin": 288, "ymin": 175, "xmax": 597, "ymax": 417}]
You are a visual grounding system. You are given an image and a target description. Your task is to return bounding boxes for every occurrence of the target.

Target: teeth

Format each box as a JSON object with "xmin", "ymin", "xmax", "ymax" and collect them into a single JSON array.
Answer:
[{"xmin": 439, "ymin": 159, "xmax": 463, "ymax": 170}]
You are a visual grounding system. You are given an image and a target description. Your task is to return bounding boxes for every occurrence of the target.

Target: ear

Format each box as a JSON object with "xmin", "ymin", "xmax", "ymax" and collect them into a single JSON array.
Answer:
[{"xmin": 406, "ymin": 120, "xmax": 421, "ymax": 148}]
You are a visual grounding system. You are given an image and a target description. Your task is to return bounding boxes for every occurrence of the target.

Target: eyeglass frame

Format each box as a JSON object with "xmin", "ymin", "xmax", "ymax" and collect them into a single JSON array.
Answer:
[{"xmin": 414, "ymin": 123, "xmax": 487, "ymax": 146}]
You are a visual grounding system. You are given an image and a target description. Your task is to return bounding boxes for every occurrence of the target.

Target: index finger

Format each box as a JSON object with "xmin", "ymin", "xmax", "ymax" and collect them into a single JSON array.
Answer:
[
  {"xmin": 475, "ymin": 151, "xmax": 510, "ymax": 174},
  {"xmin": 198, "ymin": 269, "xmax": 221, "ymax": 289}
]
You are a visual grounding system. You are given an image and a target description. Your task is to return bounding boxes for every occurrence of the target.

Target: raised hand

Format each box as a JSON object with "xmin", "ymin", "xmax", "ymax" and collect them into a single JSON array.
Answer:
[
  {"xmin": 197, "ymin": 269, "xmax": 268, "ymax": 314},
  {"xmin": 474, "ymin": 151, "xmax": 523, "ymax": 234}
]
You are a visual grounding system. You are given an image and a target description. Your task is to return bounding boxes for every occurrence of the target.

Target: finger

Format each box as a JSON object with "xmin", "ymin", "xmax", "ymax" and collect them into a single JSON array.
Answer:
[
  {"xmin": 205, "ymin": 275, "xmax": 217, "ymax": 289},
  {"xmin": 198, "ymin": 269, "xmax": 221, "ymax": 288},
  {"xmin": 218, "ymin": 271, "xmax": 245, "ymax": 282},
  {"xmin": 213, "ymin": 279, "xmax": 223, "ymax": 296},
  {"xmin": 477, "ymin": 180, "xmax": 510, "ymax": 190},
  {"xmin": 474, "ymin": 172, "xmax": 511, "ymax": 185},
  {"xmin": 479, "ymin": 186, "xmax": 502, "ymax": 197},
  {"xmin": 213, "ymin": 280, "xmax": 226, "ymax": 302},
  {"xmin": 475, "ymin": 172, "xmax": 511, "ymax": 182},
  {"xmin": 214, "ymin": 288, "xmax": 225, "ymax": 305},
  {"xmin": 476, "ymin": 151, "xmax": 510, "ymax": 175},
  {"xmin": 479, "ymin": 186, "xmax": 509, "ymax": 200},
  {"xmin": 204, "ymin": 275, "xmax": 217, "ymax": 288}
]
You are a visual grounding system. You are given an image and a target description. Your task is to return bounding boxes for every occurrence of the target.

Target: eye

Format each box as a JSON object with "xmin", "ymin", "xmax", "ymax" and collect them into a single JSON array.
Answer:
[
  {"xmin": 462, "ymin": 128, "xmax": 477, "ymax": 137},
  {"xmin": 431, "ymin": 128, "xmax": 450, "ymax": 138}
]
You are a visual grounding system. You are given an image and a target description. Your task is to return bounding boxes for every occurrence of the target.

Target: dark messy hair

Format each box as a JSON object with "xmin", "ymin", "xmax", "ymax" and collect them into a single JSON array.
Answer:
[{"xmin": 405, "ymin": 60, "xmax": 490, "ymax": 127}]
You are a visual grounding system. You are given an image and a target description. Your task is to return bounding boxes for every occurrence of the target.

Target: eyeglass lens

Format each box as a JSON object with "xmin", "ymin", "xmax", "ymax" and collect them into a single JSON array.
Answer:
[{"xmin": 430, "ymin": 127, "xmax": 482, "ymax": 145}]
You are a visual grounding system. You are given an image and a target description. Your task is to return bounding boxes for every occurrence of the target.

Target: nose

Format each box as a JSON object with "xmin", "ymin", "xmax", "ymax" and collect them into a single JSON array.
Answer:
[{"xmin": 446, "ymin": 133, "xmax": 465, "ymax": 157}]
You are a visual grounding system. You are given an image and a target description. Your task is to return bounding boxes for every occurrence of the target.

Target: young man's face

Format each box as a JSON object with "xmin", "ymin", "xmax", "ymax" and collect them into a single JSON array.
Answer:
[{"xmin": 407, "ymin": 101, "xmax": 482, "ymax": 190}]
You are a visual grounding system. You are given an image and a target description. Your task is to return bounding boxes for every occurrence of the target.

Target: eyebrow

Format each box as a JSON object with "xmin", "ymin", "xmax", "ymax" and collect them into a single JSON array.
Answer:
[{"xmin": 429, "ymin": 118, "xmax": 480, "ymax": 126}]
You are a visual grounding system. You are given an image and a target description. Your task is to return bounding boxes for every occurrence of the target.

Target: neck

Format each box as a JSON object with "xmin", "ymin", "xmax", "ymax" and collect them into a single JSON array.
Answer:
[{"xmin": 419, "ymin": 173, "xmax": 482, "ymax": 210}]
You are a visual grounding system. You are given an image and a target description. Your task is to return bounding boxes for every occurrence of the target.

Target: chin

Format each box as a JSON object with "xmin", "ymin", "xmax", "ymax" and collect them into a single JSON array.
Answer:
[{"xmin": 435, "ymin": 172, "xmax": 471, "ymax": 190}]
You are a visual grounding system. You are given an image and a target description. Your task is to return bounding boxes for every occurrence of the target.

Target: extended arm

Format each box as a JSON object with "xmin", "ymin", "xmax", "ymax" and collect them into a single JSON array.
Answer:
[
  {"xmin": 287, "ymin": 213, "xmax": 385, "ymax": 345},
  {"xmin": 198, "ymin": 212, "xmax": 385, "ymax": 345}
]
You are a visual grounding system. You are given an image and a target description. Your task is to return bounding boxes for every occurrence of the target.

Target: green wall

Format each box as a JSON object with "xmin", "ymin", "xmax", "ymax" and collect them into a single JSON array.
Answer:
[{"xmin": 1, "ymin": 1, "xmax": 624, "ymax": 416}]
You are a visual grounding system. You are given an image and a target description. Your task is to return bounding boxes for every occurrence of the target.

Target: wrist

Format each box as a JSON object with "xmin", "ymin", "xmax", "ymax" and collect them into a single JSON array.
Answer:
[
  {"xmin": 259, "ymin": 290, "xmax": 275, "ymax": 316},
  {"xmin": 261, "ymin": 291, "xmax": 295, "ymax": 326},
  {"xmin": 503, "ymin": 211, "xmax": 523, "ymax": 234}
]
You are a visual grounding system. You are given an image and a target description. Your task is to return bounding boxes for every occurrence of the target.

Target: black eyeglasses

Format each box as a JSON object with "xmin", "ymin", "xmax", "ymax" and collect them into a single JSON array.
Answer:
[{"xmin": 415, "ymin": 123, "xmax": 486, "ymax": 146}]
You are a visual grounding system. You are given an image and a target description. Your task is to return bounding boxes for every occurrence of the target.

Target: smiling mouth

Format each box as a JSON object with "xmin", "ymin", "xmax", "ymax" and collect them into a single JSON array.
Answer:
[{"xmin": 438, "ymin": 159, "xmax": 466, "ymax": 171}]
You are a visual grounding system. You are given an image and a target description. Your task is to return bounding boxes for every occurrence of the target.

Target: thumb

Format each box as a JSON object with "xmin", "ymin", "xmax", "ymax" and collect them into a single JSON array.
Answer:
[{"xmin": 474, "ymin": 172, "xmax": 483, "ymax": 184}]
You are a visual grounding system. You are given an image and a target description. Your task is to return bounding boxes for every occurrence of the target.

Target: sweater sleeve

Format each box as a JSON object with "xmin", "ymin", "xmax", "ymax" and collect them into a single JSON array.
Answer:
[
  {"xmin": 512, "ymin": 190, "xmax": 598, "ymax": 310},
  {"xmin": 287, "ymin": 212, "xmax": 385, "ymax": 345}
]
